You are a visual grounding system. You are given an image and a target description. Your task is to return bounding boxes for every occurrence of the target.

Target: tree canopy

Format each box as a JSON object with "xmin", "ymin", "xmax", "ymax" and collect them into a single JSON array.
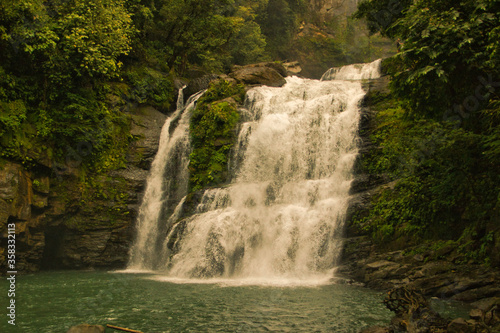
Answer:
[
  {"xmin": 355, "ymin": 0, "xmax": 500, "ymax": 121},
  {"xmin": 0, "ymin": 0, "xmax": 389, "ymax": 169}
]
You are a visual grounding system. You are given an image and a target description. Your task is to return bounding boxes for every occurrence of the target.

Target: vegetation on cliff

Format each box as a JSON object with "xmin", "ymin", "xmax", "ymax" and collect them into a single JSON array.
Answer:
[
  {"xmin": 189, "ymin": 80, "xmax": 245, "ymax": 191},
  {"xmin": 354, "ymin": 0, "xmax": 500, "ymax": 266},
  {"xmin": 357, "ymin": 91, "xmax": 499, "ymax": 265}
]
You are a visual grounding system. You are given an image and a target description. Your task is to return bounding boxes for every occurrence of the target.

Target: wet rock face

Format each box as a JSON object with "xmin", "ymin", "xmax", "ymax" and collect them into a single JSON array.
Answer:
[
  {"xmin": 128, "ymin": 106, "xmax": 167, "ymax": 170},
  {"xmin": 0, "ymin": 162, "xmax": 32, "ymax": 222},
  {"xmin": 42, "ymin": 226, "xmax": 133, "ymax": 269},
  {"xmin": 0, "ymin": 161, "xmax": 44, "ymax": 273},
  {"xmin": 0, "ymin": 103, "xmax": 166, "ymax": 274},
  {"xmin": 183, "ymin": 74, "xmax": 220, "ymax": 103}
]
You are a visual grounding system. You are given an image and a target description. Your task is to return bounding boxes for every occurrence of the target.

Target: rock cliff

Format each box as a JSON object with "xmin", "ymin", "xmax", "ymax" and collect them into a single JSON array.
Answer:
[{"xmin": 0, "ymin": 102, "xmax": 166, "ymax": 273}]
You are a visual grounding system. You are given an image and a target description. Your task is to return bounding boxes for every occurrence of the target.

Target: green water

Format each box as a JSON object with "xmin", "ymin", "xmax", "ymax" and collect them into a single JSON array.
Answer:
[{"xmin": 1, "ymin": 270, "xmax": 396, "ymax": 333}]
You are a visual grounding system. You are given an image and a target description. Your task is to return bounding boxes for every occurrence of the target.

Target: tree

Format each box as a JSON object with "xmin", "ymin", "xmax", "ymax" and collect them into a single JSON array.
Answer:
[
  {"xmin": 0, "ymin": 0, "xmax": 136, "ymax": 161},
  {"xmin": 139, "ymin": 0, "xmax": 238, "ymax": 73},
  {"xmin": 256, "ymin": 0, "xmax": 299, "ymax": 59},
  {"xmin": 228, "ymin": 6, "xmax": 267, "ymax": 65},
  {"xmin": 355, "ymin": 0, "xmax": 500, "ymax": 121}
]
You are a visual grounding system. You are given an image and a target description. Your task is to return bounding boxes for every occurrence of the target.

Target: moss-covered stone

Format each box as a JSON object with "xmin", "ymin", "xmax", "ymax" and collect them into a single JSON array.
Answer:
[{"xmin": 188, "ymin": 80, "xmax": 245, "ymax": 192}]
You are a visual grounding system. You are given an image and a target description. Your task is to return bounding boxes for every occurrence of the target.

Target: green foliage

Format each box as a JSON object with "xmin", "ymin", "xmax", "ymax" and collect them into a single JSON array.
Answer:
[
  {"xmin": 53, "ymin": 0, "xmax": 135, "ymax": 79},
  {"xmin": 1, "ymin": 0, "xmax": 135, "ymax": 84},
  {"xmin": 195, "ymin": 79, "xmax": 246, "ymax": 106},
  {"xmin": 0, "ymin": 0, "xmax": 137, "ymax": 169},
  {"xmin": 227, "ymin": 6, "xmax": 267, "ymax": 65},
  {"xmin": 134, "ymin": 0, "xmax": 238, "ymax": 73},
  {"xmin": 257, "ymin": 0, "xmax": 299, "ymax": 58},
  {"xmin": 0, "ymin": 99, "xmax": 26, "ymax": 135},
  {"xmin": 358, "ymin": 92, "xmax": 500, "ymax": 263},
  {"xmin": 189, "ymin": 80, "xmax": 244, "ymax": 191},
  {"xmin": 356, "ymin": 0, "xmax": 500, "ymax": 121},
  {"xmin": 124, "ymin": 66, "xmax": 175, "ymax": 111}
]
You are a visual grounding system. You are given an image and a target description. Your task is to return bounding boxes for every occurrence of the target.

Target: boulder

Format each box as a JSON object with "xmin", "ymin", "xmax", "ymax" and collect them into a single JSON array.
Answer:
[
  {"xmin": 283, "ymin": 61, "xmax": 302, "ymax": 76},
  {"xmin": 183, "ymin": 74, "xmax": 219, "ymax": 103},
  {"xmin": 230, "ymin": 64, "xmax": 286, "ymax": 87},
  {"xmin": 233, "ymin": 62, "xmax": 287, "ymax": 76},
  {"xmin": 469, "ymin": 308, "xmax": 484, "ymax": 321},
  {"xmin": 447, "ymin": 318, "xmax": 474, "ymax": 333},
  {"xmin": 66, "ymin": 324, "xmax": 105, "ymax": 333}
]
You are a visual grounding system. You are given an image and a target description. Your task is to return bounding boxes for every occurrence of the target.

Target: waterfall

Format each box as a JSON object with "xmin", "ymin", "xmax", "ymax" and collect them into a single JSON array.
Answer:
[
  {"xmin": 321, "ymin": 58, "xmax": 382, "ymax": 81},
  {"xmin": 128, "ymin": 60, "xmax": 382, "ymax": 282},
  {"xmin": 128, "ymin": 89, "xmax": 203, "ymax": 270}
]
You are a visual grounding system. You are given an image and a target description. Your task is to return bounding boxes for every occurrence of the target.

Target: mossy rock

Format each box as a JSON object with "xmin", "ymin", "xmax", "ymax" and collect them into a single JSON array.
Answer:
[{"xmin": 188, "ymin": 80, "xmax": 244, "ymax": 192}]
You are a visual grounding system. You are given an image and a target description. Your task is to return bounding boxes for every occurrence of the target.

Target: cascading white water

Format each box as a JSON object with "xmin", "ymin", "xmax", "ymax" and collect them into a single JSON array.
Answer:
[
  {"xmin": 128, "ymin": 90, "xmax": 202, "ymax": 270},
  {"xmin": 321, "ymin": 58, "xmax": 382, "ymax": 81},
  {"xmin": 128, "ymin": 60, "xmax": 382, "ymax": 283}
]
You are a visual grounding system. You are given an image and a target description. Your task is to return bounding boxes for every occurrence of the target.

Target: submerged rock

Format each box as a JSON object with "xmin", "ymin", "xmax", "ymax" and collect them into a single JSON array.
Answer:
[
  {"xmin": 66, "ymin": 324, "xmax": 105, "ymax": 333},
  {"xmin": 360, "ymin": 326, "xmax": 392, "ymax": 333}
]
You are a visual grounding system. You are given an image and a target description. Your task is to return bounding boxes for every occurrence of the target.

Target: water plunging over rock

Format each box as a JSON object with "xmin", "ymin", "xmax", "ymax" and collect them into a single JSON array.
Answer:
[
  {"xmin": 128, "ymin": 60, "xmax": 382, "ymax": 282},
  {"xmin": 321, "ymin": 59, "xmax": 382, "ymax": 81}
]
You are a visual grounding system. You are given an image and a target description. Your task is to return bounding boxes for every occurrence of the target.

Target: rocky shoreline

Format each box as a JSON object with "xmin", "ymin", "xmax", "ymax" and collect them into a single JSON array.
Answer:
[
  {"xmin": 339, "ymin": 235, "xmax": 500, "ymax": 303},
  {"xmin": 338, "ymin": 235, "xmax": 500, "ymax": 332}
]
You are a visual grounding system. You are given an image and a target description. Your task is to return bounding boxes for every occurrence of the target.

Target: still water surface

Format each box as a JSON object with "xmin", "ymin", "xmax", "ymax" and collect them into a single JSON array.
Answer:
[{"xmin": 2, "ymin": 270, "xmax": 397, "ymax": 332}]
